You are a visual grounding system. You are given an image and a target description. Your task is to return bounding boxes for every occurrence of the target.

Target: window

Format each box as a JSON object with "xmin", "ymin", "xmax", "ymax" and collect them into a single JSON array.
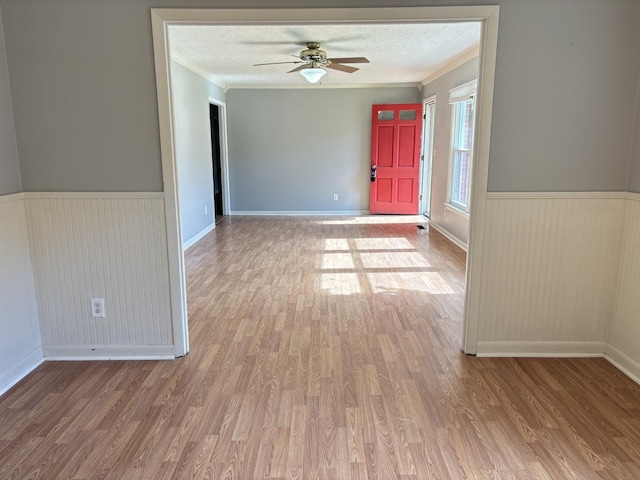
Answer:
[{"xmin": 448, "ymin": 80, "xmax": 477, "ymax": 213}]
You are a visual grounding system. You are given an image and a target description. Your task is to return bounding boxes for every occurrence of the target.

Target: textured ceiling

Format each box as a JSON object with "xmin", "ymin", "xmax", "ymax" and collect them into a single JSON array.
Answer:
[{"xmin": 168, "ymin": 23, "xmax": 481, "ymax": 87}]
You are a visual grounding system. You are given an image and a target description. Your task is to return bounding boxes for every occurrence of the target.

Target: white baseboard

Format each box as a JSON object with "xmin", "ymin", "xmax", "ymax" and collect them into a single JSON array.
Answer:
[
  {"xmin": 183, "ymin": 222, "xmax": 215, "ymax": 251},
  {"xmin": 476, "ymin": 341, "xmax": 606, "ymax": 357},
  {"xmin": 229, "ymin": 210, "xmax": 369, "ymax": 216},
  {"xmin": 43, "ymin": 345, "xmax": 176, "ymax": 360},
  {"xmin": 605, "ymin": 344, "xmax": 640, "ymax": 386},
  {"xmin": 428, "ymin": 222, "xmax": 468, "ymax": 251},
  {"xmin": 0, "ymin": 347, "xmax": 44, "ymax": 397}
]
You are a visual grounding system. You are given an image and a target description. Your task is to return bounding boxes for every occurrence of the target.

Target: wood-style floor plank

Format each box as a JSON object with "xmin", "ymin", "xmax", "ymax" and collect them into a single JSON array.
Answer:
[{"xmin": 1, "ymin": 215, "xmax": 640, "ymax": 479}]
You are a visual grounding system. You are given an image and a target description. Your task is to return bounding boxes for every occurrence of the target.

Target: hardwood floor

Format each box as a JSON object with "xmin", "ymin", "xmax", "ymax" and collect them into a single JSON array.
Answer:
[{"xmin": 2, "ymin": 215, "xmax": 640, "ymax": 479}]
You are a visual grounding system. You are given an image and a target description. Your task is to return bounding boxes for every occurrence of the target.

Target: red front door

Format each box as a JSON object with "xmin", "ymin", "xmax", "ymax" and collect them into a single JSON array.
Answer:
[{"xmin": 370, "ymin": 104, "xmax": 423, "ymax": 214}]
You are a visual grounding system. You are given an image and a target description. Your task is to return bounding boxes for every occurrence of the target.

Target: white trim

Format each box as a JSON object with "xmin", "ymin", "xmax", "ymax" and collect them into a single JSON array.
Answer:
[
  {"xmin": 444, "ymin": 202, "xmax": 469, "ymax": 218},
  {"xmin": 0, "ymin": 348, "xmax": 44, "ymax": 397},
  {"xmin": 449, "ymin": 79, "xmax": 478, "ymax": 103},
  {"xmin": 486, "ymin": 191, "xmax": 627, "ymax": 200},
  {"xmin": 228, "ymin": 82, "xmax": 421, "ymax": 90},
  {"xmin": 463, "ymin": 7, "xmax": 500, "ymax": 355},
  {"xmin": 230, "ymin": 210, "xmax": 369, "ymax": 216},
  {"xmin": 171, "ymin": 52, "xmax": 228, "ymax": 91},
  {"xmin": 429, "ymin": 221, "xmax": 468, "ymax": 251},
  {"xmin": 23, "ymin": 192, "xmax": 165, "ymax": 199},
  {"xmin": 0, "ymin": 192, "xmax": 24, "ymax": 204},
  {"xmin": 43, "ymin": 345, "xmax": 175, "ymax": 360},
  {"xmin": 184, "ymin": 222, "xmax": 215, "ymax": 250},
  {"xmin": 151, "ymin": 5, "xmax": 500, "ymax": 359},
  {"xmin": 151, "ymin": 6, "xmax": 499, "ymax": 24},
  {"xmin": 605, "ymin": 345, "xmax": 640, "ymax": 387},
  {"xmin": 152, "ymin": 10, "xmax": 190, "ymax": 358},
  {"xmin": 421, "ymin": 46, "xmax": 480, "ymax": 87},
  {"xmin": 623, "ymin": 191, "xmax": 640, "ymax": 202},
  {"xmin": 208, "ymin": 97, "xmax": 231, "ymax": 216},
  {"xmin": 476, "ymin": 341, "xmax": 607, "ymax": 357},
  {"xmin": 422, "ymin": 94, "xmax": 437, "ymax": 104},
  {"xmin": 419, "ymin": 96, "xmax": 436, "ymax": 217}
]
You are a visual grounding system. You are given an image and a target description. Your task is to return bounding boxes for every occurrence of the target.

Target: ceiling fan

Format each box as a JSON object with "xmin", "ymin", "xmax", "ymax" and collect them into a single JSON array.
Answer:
[{"xmin": 253, "ymin": 42, "xmax": 369, "ymax": 83}]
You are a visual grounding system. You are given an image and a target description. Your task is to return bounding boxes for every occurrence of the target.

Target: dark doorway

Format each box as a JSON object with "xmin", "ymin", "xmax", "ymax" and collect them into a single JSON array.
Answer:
[{"xmin": 209, "ymin": 103, "xmax": 224, "ymax": 222}]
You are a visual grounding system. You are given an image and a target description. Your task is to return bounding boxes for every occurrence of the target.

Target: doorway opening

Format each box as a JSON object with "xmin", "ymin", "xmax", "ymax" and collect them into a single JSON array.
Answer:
[
  {"xmin": 209, "ymin": 103, "xmax": 224, "ymax": 224},
  {"xmin": 151, "ymin": 7, "xmax": 500, "ymax": 357},
  {"xmin": 420, "ymin": 96, "xmax": 436, "ymax": 219}
]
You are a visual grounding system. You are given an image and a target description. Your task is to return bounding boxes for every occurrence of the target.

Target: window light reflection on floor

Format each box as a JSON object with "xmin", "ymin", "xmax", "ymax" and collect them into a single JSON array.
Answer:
[
  {"xmin": 367, "ymin": 272, "xmax": 454, "ymax": 294},
  {"xmin": 321, "ymin": 253, "xmax": 356, "ymax": 269},
  {"xmin": 323, "ymin": 238, "xmax": 350, "ymax": 251},
  {"xmin": 353, "ymin": 237, "xmax": 414, "ymax": 250},
  {"xmin": 360, "ymin": 251, "xmax": 430, "ymax": 269},
  {"xmin": 319, "ymin": 215, "xmax": 426, "ymax": 225},
  {"xmin": 320, "ymin": 273, "xmax": 362, "ymax": 295}
]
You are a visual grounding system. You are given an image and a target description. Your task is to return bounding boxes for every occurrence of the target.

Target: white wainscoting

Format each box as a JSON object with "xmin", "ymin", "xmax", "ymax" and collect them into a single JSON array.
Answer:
[
  {"xmin": 24, "ymin": 193, "xmax": 174, "ymax": 358},
  {"xmin": 476, "ymin": 193, "xmax": 624, "ymax": 357},
  {"xmin": 0, "ymin": 194, "xmax": 43, "ymax": 395},
  {"xmin": 607, "ymin": 193, "xmax": 640, "ymax": 383}
]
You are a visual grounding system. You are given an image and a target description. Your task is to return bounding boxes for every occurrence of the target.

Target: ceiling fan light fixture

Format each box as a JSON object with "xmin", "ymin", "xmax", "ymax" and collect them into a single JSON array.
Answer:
[{"xmin": 300, "ymin": 67, "xmax": 326, "ymax": 84}]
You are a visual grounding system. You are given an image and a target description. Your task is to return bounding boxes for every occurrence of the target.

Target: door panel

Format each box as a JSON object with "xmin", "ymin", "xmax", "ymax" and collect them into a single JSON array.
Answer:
[
  {"xmin": 375, "ymin": 178, "xmax": 393, "ymax": 204},
  {"xmin": 377, "ymin": 126, "xmax": 394, "ymax": 167},
  {"xmin": 398, "ymin": 125, "xmax": 418, "ymax": 167},
  {"xmin": 397, "ymin": 178, "xmax": 414, "ymax": 203},
  {"xmin": 370, "ymin": 104, "xmax": 423, "ymax": 214}
]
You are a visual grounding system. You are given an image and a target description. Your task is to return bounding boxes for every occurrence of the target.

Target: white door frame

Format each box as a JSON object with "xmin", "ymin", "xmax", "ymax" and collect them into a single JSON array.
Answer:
[
  {"xmin": 207, "ymin": 96, "xmax": 231, "ymax": 216},
  {"xmin": 419, "ymin": 95, "xmax": 436, "ymax": 218},
  {"xmin": 151, "ymin": 6, "xmax": 499, "ymax": 357}
]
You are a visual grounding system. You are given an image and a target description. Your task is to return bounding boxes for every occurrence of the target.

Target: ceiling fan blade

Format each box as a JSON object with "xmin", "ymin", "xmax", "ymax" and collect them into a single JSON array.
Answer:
[
  {"xmin": 287, "ymin": 64, "xmax": 308, "ymax": 73},
  {"xmin": 326, "ymin": 63, "xmax": 359, "ymax": 74},
  {"xmin": 327, "ymin": 57, "xmax": 370, "ymax": 64},
  {"xmin": 253, "ymin": 61, "xmax": 301, "ymax": 66}
]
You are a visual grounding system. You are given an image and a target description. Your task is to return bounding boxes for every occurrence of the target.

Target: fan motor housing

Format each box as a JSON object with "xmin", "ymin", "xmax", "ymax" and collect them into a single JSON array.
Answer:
[
  {"xmin": 300, "ymin": 42, "xmax": 328, "ymax": 65},
  {"xmin": 300, "ymin": 48, "xmax": 326, "ymax": 59}
]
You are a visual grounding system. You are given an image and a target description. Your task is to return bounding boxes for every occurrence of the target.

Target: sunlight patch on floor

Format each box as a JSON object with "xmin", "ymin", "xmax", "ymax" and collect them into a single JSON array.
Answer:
[
  {"xmin": 319, "ymin": 215, "xmax": 426, "ymax": 225},
  {"xmin": 320, "ymin": 273, "xmax": 362, "ymax": 295},
  {"xmin": 367, "ymin": 271, "xmax": 455, "ymax": 294},
  {"xmin": 323, "ymin": 238, "xmax": 350, "ymax": 251},
  {"xmin": 360, "ymin": 251, "xmax": 430, "ymax": 269},
  {"xmin": 353, "ymin": 237, "xmax": 415, "ymax": 250},
  {"xmin": 321, "ymin": 253, "xmax": 356, "ymax": 269}
]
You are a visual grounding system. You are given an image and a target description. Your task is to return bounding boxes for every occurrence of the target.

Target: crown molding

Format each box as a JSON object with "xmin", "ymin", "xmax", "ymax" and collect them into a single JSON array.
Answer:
[
  {"xmin": 171, "ymin": 52, "xmax": 228, "ymax": 91},
  {"xmin": 227, "ymin": 82, "xmax": 422, "ymax": 90},
  {"xmin": 421, "ymin": 46, "xmax": 479, "ymax": 87}
]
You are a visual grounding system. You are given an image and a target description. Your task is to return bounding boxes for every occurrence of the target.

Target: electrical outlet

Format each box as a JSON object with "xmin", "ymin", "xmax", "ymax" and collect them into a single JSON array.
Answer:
[
  {"xmin": 91, "ymin": 298, "xmax": 105, "ymax": 318},
  {"xmin": 333, "ymin": 194, "xmax": 339, "ymax": 202},
  {"xmin": 204, "ymin": 205, "xmax": 208, "ymax": 215}
]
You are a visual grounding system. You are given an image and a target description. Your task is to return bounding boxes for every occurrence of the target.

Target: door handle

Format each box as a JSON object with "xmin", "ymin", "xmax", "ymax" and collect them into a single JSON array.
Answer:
[{"xmin": 370, "ymin": 165, "xmax": 377, "ymax": 182}]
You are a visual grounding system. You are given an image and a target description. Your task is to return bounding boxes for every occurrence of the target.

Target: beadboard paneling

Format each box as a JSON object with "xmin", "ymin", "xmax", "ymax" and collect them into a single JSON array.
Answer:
[
  {"xmin": 608, "ymin": 195, "xmax": 640, "ymax": 380},
  {"xmin": 24, "ymin": 195, "xmax": 173, "ymax": 352},
  {"xmin": 0, "ymin": 194, "xmax": 43, "ymax": 395},
  {"xmin": 477, "ymin": 195, "xmax": 623, "ymax": 355}
]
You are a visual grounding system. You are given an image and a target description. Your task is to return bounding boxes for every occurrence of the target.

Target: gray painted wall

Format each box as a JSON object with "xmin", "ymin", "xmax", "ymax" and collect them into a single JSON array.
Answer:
[
  {"xmin": 2, "ymin": 0, "xmax": 164, "ymax": 192},
  {"xmin": 486, "ymin": 0, "xmax": 640, "ymax": 192},
  {"xmin": 422, "ymin": 58, "xmax": 478, "ymax": 245},
  {"xmin": 170, "ymin": 60, "xmax": 225, "ymax": 244},
  {"xmin": 0, "ymin": 6, "xmax": 20, "ymax": 195},
  {"xmin": 626, "ymin": 85, "xmax": 640, "ymax": 193},
  {"xmin": 226, "ymin": 87, "xmax": 420, "ymax": 212},
  {"xmin": 0, "ymin": 0, "xmax": 639, "ymax": 194}
]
